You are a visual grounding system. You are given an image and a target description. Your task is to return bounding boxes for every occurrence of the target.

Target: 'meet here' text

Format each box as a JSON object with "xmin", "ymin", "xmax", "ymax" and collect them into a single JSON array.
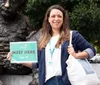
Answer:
[{"xmin": 12, "ymin": 50, "xmax": 35, "ymax": 54}]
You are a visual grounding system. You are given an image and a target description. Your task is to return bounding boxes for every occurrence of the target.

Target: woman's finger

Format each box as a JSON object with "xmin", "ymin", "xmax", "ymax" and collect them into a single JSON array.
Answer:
[
  {"xmin": 68, "ymin": 46, "xmax": 76, "ymax": 55},
  {"xmin": 7, "ymin": 52, "xmax": 11, "ymax": 60}
]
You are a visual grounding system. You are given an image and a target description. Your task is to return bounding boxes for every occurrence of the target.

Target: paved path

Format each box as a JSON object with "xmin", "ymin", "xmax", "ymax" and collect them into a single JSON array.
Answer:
[
  {"xmin": 91, "ymin": 64, "xmax": 100, "ymax": 79},
  {"xmin": 0, "ymin": 64, "xmax": 100, "ymax": 85},
  {"xmin": 0, "ymin": 75, "xmax": 32, "ymax": 85}
]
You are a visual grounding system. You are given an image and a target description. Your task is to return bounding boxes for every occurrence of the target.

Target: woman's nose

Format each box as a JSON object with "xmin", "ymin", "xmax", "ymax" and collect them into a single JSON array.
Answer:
[
  {"xmin": 4, "ymin": 0, "xmax": 9, "ymax": 8},
  {"xmin": 55, "ymin": 16, "xmax": 59, "ymax": 20}
]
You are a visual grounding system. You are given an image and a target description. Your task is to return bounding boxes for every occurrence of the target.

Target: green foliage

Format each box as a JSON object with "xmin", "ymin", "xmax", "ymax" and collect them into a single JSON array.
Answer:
[
  {"xmin": 24, "ymin": 0, "xmax": 78, "ymax": 30},
  {"xmin": 25, "ymin": 0, "xmax": 62, "ymax": 30},
  {"xmin": 24, "ymin": 0, "xmax": 100, "ymax": 47},
  {"xmin": 25, "ymin": 0, "xmax": 45, "ymax": 30},
  {"xmin": 94, "ymin": 40, "xmax": 100, "ymax": 53},
  {"xmin": 69, "ymin": 0, "xmax": 100, "ymax": 44}
]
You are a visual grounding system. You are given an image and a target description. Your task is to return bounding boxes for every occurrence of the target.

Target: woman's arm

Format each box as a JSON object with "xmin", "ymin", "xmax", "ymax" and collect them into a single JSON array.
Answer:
[
  {"xmin": 22, "ymin": 63, "xmax": 32, "ymax": 68},
  {"xmin": 22, "ymin": 63, "xmax": 37, "ymax": 69},
  {"xmin": 7, "ymin": 52, "xmax": 37, "ymax": 69},
  {"xmin": 71, "ymin": 31, "xmax": 96, "ymax": 59},
  {"xmin": 68, "ymin": 30, "xmax": 96, "ymax": 59},
  {"xmin": 68, "ymin": 46, "xmax": 89, "ymax": 59}
]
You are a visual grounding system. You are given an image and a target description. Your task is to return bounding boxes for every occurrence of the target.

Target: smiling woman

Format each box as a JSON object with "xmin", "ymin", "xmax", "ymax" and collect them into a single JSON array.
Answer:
[
  {"xmin": 48, "ymin": 9, "xmax": 63, "ymax": 32},
  {"xmin": 6, "ymin": 4, "xmax": 96, "ymax": 85}
]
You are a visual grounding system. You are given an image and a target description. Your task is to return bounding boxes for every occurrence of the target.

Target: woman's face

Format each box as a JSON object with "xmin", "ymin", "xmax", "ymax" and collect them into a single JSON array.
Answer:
[{"xmin": 48, "ymin": 9, "xmax": 63, "ymax": 31}]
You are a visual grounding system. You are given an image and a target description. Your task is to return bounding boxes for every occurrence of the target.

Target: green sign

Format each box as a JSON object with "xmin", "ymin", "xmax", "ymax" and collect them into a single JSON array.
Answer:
[{"xmin": 10, "ymin": 41, "xmax": 38, "ymax": 63}]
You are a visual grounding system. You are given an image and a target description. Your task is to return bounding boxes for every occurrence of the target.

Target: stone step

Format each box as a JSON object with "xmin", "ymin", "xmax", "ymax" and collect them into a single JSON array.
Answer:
[
  {"xmin": 91, "ymin": 64, "xmax": 100, "ymax": 79},
  {"xmin": 0, "ymin": 75, "xmax": 32, "ymax": 85},
  {"xmin": 0, "ymin": 64, "xmax": 100, "ymax": 85}
]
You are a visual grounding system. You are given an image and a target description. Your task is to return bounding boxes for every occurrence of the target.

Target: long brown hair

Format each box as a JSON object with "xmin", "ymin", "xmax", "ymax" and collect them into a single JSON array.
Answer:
[{"xmin": 39, "ymin": 5, "xmax": 70, "ymax": 49}]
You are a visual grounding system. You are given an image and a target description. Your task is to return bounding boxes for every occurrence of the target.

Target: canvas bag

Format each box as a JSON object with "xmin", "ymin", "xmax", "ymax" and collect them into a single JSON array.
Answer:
[{"xmin": 66, "ymin": 31, "xmax": 100, "ymax": 85}]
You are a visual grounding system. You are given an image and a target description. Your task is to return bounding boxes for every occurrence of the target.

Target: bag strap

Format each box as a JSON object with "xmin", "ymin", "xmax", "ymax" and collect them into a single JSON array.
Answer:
[{"xmin": 69, "ymin": 31, "xmax": 73, "ymax": 46}]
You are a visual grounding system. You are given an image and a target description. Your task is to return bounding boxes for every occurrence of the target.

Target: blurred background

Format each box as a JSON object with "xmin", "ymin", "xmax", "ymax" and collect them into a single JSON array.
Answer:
[{"xmin": 24, "ymin": 0, "xmax": 100, "ymax": 63}]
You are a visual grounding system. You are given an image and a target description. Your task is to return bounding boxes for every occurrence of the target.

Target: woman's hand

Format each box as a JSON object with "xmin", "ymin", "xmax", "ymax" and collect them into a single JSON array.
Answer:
[
  {"xmin": 7, "ymin": 52, "xmax": 33, "ymax": 68},
  {"xmin": 7, "ymin": 52, "xmax": 11, "ymax": 60},
  {"xmin": 68, "ymin": 46, "xmax": 89, "ymax": 59},
  {"xmin": 68, "ymin": 45, "xmax": 77, "ymax": 58}
]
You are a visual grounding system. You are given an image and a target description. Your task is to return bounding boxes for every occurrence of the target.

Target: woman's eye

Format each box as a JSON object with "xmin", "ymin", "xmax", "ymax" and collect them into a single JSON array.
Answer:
[
  {"xmin": 57, "ymin": 15, "xmax": 62, "ymax": 18},
  {"xmin": 51, "ymin": 15, "xmax": 55, "ymax": 18}
]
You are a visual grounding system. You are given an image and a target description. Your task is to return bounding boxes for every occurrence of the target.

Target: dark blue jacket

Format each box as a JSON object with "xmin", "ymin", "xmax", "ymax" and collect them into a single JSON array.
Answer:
[{"xmin": 33, "ymin": 30, "xmax": 96, "ymax": 85}]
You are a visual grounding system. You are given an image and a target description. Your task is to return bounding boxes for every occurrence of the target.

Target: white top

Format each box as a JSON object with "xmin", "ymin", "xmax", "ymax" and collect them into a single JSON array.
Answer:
[{"xmin": 45, "ymin": 35, "xmax": 62, "ymax": 82}]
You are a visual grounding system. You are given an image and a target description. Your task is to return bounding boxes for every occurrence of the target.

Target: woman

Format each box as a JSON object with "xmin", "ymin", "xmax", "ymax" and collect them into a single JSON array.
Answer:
[{"xmin": 7, "ymin": 5, "xmax": 96, "ymax": 85}]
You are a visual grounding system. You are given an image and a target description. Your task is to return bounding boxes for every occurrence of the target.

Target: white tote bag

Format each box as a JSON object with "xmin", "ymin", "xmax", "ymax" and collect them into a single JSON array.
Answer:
[{"xmin": 66, "ymin": 31, "xmax": 100, "ymax": 85}]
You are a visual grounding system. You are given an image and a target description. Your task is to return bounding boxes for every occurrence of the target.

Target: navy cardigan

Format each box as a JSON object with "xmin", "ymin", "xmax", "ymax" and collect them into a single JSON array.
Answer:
[{"xmin": 32, "ymin": 30, "xmax": 96, "ymax": 85}]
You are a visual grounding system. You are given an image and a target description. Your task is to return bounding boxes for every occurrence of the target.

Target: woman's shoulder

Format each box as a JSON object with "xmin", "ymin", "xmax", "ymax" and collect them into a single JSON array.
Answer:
[
  {"xmin": 71, "ymin": 30, "xmax": 79, "ymax": 35},
  {"xmin": 71, "ymin": 30, "xmax": 81, "ymax": 38},
  {"xmin": 71, "ymin": 30, "xmax": 86, "ymax": 43}
]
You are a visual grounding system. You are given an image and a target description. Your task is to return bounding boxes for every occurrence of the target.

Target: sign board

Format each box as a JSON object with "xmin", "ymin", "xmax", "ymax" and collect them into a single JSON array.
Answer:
[{"xmin": 10, "ymin": 41, "xmax": 38, "ymax": 63}]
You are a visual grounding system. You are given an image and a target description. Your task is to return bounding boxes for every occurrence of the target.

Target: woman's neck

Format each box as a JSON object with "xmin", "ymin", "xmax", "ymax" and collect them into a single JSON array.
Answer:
[{"xmin": 52, "ymin": 29, "xmax": 60, "ymax": 36}]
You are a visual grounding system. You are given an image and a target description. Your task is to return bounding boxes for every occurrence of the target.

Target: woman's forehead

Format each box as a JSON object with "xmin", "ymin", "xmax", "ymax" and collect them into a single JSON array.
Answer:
[{"xmin": 50, "ymin": 9, "xmax": 63, "ymax": 15}]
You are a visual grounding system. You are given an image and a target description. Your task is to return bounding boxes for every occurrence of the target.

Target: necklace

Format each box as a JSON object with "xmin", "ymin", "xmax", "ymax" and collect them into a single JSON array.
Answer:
[
  {"xmin": 49, "ymin": 42, "xmax": 56, "ymax": 57},
  {"xmin": 48, "ymin": 41, "xmax": 55, "ymax": 65},
  {"xmin": 48, "ymin": 35, "xmax": 59, "ymax": 65}
]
